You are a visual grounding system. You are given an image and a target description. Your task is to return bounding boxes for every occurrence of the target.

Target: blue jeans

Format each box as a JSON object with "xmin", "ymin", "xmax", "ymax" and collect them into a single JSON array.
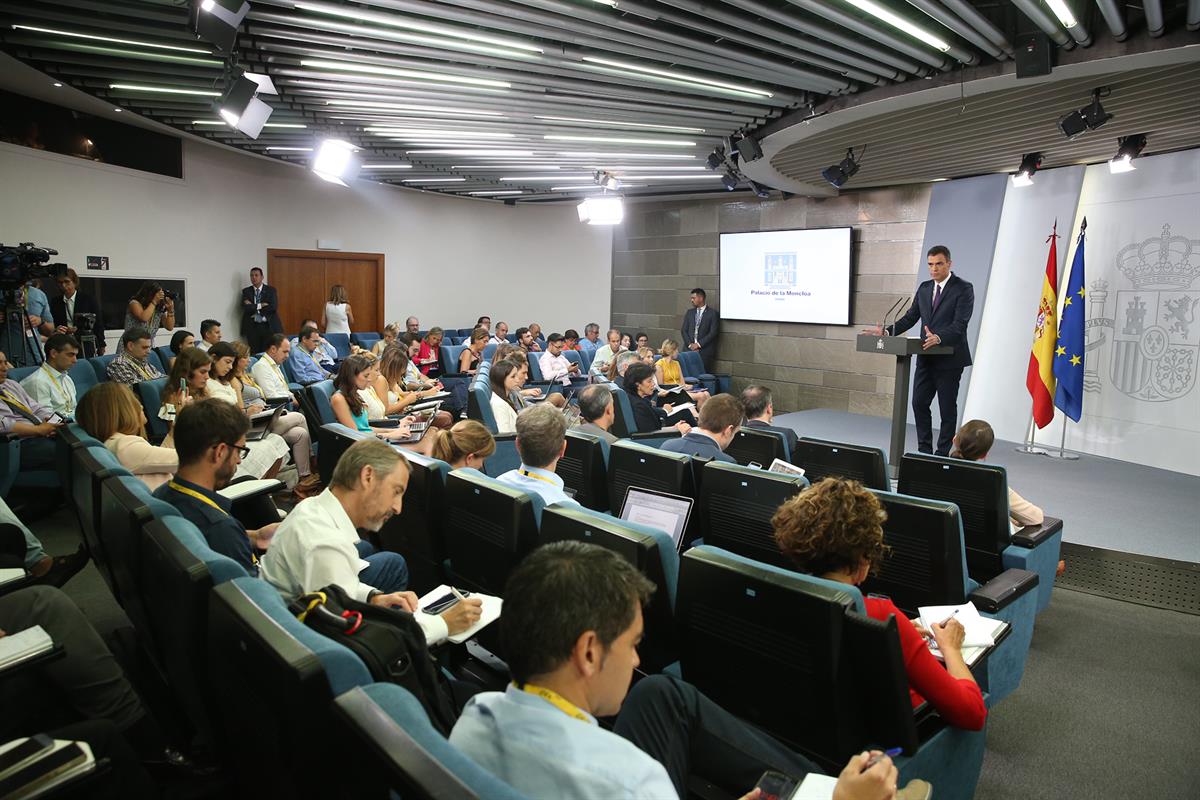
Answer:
[
  {"xmin": 358, "ymin": 551, "xmax": 409, "ymax": 593},
  {"xmin": 354, "ymin": 539, "xmax": 377, "ymax": 558}
]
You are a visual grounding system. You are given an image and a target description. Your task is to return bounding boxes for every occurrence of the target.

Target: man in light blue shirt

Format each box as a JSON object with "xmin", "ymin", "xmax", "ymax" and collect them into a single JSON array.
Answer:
[
  {"xmin": 450, "ymin": 541, "xmax": 901, "ymax": 799},
  {"xmin": 578, "ymin": 322, "xmax": 602, "ymax": 355},
  {"xmin": 288, "ymin": 325, "xmax": 331, "ymax": 385},
  {"xmin": 495, "ymin": 402, "xmax": 580, "ymax": 508}
]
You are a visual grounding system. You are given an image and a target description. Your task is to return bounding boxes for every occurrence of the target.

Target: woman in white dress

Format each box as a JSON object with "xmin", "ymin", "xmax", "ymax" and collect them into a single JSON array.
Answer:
[{"xmin": 322, "ymin": 284, "xmax": 353, "ymax": 335}]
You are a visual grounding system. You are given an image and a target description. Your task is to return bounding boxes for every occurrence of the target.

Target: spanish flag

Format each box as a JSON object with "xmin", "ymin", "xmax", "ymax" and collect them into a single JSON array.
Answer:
[{"xmin": 1026, "ymin": 223, "xmax": 1059, "ymax": 428}]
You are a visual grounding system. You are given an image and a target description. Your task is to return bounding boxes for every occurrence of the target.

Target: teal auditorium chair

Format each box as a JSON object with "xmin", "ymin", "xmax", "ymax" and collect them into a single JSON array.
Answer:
[
  {"xmin": 676, "ymin": 546, "xmax": 987, "ymax": 800},
  {"xmin": 696, "ymin": 461, "xmax": 808, "ymax": 567},
  {"xmin": 68, "ymin": 359, "xmax": 100, "ymax": 399},
  {"xmin": 55, "ymin": 423, "xmax": 101, "ymax": 506},
  {"xmin": 864, "ymin": 491, "xmax": 1039, "ymax": 704},
  {"xmin": 482, "ymin": 342, "xmax": 498, "ymax": 361},
  {"xmin": 557, "ymin": 430, "xmax": 611, "ymax": 511},
  {"xmin": 540, "ymin": 504, "xmax": 680, "ymax": 672},
  {"xmin": 898, "ymin": 453, "xmax": 1062, "ymax": 614},
  {"xmin": 676, "ymin": 350, "xmax": 731, "ymax": 395},
  {"xmin": 351, "ymin": 332, "xmax": 380, "ymax": 351},
  {"xmin": 465, "ymin": 370, "xmax": 520, "ymax": 475},
  {"xmin": 316, "ymin": 422, "xmax": 366, "ymax": 484},
  {"xmin": 207, "ymin": 576, "xmax": 376, "ymax": 797},
  {"xmin": 607, "ymin": 439, "xmax": 696, "ymax": 532},
  {"xmin": 325, "ymin": 332, "xmax": 352, "ymax": 359},
  {"xmin": 305, "ymin": 379, "xmax": 337, "ymax": 425},
  {"xmin": 140, "ymin": 516, "xmax": 249, "ymax": 748},
  {"xmin": 70, "ymin": 444, "xmax": 131, "ymax": 599},
  {"xmin": 723, "ymin": 426, "xmax": 790, "ymax": 467},
  {"xmin": 443, "ymin": 468, "xmax": 544, "ymax": 596},
  {"xmin": 135, "ymin": 378, "xmax": 170, "ymax": 441},
  {"xmin": 7, "ymin": 366, "xmax": 37, "ymax": 382},
  {"xmin": 146, "ymin": 349, "xmax": 166, "ymax": 374},
  {"xmin": 332, "ymin": 684, "xmax": 529, "ymax": 800},
  {"xmin": 154, "ymin": 346, "xmax": 174, "ymax": 371},
  {"xmin": 88, "ymin": 353, "xmax": 116, "ymax": 382},
  {"xmin": 793, "ymin": 438, "xmax": 890, "ymax": 491},
  {"xmin": 380, "ymin": 450, "xmax": 452, "ymax": 596}
]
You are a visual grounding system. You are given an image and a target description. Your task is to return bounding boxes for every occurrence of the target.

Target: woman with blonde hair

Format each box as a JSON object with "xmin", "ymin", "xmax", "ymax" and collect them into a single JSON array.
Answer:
[
  {"xmin": 373, "ymin": 322, "xmax": 401, "ymax": 356},
  {"xmin": 231, "ymin": 342, "xmax": 321, "ymax": 497},
  {"xmin": 655, "ymin": 339, "xmax": 709, "ymax": 409},
  {"xmin": 374, "ymin": 345, "xmax": 453, "ymax": 428},
  {"xmin": 429, "ymin": 420, "xmax": 496, "ymax": 469},
  {"xmin": 77, "ymin": 382, "xmax": 177, "ymax": 490},
  {"xmin": 322, "ymin": 284, "xmax": 353, "ymax": 335}
]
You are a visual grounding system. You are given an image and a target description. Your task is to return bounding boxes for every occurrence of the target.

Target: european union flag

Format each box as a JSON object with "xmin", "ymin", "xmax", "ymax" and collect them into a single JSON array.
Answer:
[{"xmin": 1054, "ymin": 221, "xmax": 1086, "ymax": 421}]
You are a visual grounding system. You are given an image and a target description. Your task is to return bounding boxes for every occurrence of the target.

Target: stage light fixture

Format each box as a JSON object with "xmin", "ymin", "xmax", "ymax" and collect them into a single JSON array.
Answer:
[
  {"xmin": 190, "ymin": 0, "xmax": 248, "ymax": 52},
  {"xmin": 821, "ymin": 148, "xmax": 861, "ymax": 189},
  {"xmin": 735, "ymin": 135, "xmax": 763, "ymax": 163},
  {"xmin": 748, "ymin": 180, "xmax": 771, "ymax": 198},
  {"xmin": 311, "ymin": 139, "xmax": 361, "ymax": 186},
  {"xmin": 217, "ymin": 71, "xmax": 277, "ymax": 139},
  {"xmin": 720, "ymin": 171, "xmax": 739, "ymax": 191},
  {"xmin": 1109, "ymin": 134, "xmax": 1147, "ymax": 174},
  {"xmin": 705, "ymin": 146, "xmax": 725, "ymax": 171},
  {"xmin": 1011, "ymin": 152, "xmax": 1042, "ymax": 187},
  {"xmin": 1058, "ymin": 88, "xmax": 1113, "ymax": 139},
  {"xmin": 595, "ymin": 170, "xmax": 622, "ymax": 191},
  {"xmin": 577, "ymin": 195, "xmax": 624, "ymax": 225}
]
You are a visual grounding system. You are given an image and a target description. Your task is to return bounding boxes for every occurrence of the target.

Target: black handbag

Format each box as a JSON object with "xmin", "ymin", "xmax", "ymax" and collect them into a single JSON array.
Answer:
[{"xmin": 292, "ymin": 584, "xmax": 459, "ymax": 735}]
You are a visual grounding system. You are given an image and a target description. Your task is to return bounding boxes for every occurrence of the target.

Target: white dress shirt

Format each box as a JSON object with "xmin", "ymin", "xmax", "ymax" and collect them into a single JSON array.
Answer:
[
  {"xmin": 259, "ymin": 489, "xmax": 448, "ymax": 644},
  {"xmin": 489, "ymin": 393, "xmax": 519, "ymax": 434},
  {"xmin": 62, "ymin": 293, "xmax": 76, "ymax": 325},
  {"xmin": 538, "ymin": 350, "xmax": 574, "ymax": 385},
  {"xmin": 20, "ymin": 363, "xmax": 76, "ymax": 417},
  {"xmin": 496, "ymin": 464, "xmax": 580, "ymax": 508},
  {"xmin": 250, "ymin": 356, "xmax": 291, "ymax": 399}
]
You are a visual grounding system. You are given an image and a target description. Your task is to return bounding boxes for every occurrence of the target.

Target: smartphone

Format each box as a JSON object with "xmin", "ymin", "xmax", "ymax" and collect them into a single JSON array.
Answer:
[
  {"xmin": 754, "ymin": 770, "xmax": 798, "ymax": 800},
  {"xmin": 179, "ymin": 377, "xmax": 187, "ymax": 396},
  {"xmin": 423, "ymin": 590, "xmax": 472, "ymax": 614}
]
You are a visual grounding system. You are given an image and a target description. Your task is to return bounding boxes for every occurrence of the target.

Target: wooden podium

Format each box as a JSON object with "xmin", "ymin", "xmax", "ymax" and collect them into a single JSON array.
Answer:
[{"xmin": 856, "ymin": 334, "xmax": 954, "ymax": 478}]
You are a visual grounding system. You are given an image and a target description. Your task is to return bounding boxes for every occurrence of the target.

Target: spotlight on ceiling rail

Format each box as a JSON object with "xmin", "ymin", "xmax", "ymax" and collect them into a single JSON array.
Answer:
[
  {"xmin": 1058, "ymin": 87, "xmax": 1113, "ymax": 139},
  {"xmin": 705, "ymin": 145, "xmax": 726, "ymax": 171},
  {"xmin": 1011, "ymin": 152, "xmax": 1043, "ymax": 187},
  {"xmin": 311, "ymin": 139, "xmax": 361, "ymax": 186},
  {"xmin": 1109, "ymin": 134, "xmax": 1147, "ymax": 174},
  {"xmin": 735, "ymin": 135, "xmax": 763, "ymax": 163},
  {"xmin": 189, "ymin": 0, "xmax": 248, "ymax": 52},
  {"xmin": 217, "ymin": 71, "xmax": 277, "ymax": 138},
  {"xmin": 821, "ymin": 147, "xmax": 861, "ymax": 189}
]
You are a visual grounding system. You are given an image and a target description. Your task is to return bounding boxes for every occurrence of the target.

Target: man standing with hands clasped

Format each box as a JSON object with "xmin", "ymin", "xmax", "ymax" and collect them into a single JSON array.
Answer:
[
  {"xmin": 681, "ymin": 288, "xmax": 719, "ymax": 372},
  {"xmin": 241, "ymin": 267, "xmax": 282, "ymax": 355},
  {"xmin": 864, "ymin": 245, "xmax": 974, "ymax": 456}
]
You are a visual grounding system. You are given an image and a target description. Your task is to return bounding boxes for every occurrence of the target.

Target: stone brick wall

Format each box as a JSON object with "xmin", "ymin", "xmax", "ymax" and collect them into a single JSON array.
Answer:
[{"xmin": 611, "ymin": 185, "xmax": 932, "ymax": 416}]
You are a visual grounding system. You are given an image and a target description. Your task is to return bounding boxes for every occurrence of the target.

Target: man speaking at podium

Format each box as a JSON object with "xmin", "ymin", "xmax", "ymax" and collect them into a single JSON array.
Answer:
[{"xmin": 865, "ymin": 245, "xmax": 974, "ymax": 456}]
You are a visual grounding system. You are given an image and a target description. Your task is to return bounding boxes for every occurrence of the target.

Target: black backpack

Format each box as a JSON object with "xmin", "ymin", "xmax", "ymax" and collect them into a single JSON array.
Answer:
[{"xmin": 292, "ymin": 583, "xmax": 458, "ymax": 735}]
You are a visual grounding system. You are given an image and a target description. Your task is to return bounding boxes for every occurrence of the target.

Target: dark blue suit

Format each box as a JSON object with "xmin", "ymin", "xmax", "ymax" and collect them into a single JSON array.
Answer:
[{"xmin": 887, "ymin": 273, "xmax": 974, "ymax": 455}]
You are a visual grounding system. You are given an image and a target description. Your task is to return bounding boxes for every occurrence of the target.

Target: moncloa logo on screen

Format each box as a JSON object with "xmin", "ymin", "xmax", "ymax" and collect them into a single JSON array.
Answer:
[{"xmin": 752, "ymin": 252, "xmax": 811, "ymax": 297}]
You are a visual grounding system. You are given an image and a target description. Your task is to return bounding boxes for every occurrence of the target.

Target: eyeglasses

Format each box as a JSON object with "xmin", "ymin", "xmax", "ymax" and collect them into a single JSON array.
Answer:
[{"xmin": 223, "ymin": 442, "xmax": 251, "ymax": 459}]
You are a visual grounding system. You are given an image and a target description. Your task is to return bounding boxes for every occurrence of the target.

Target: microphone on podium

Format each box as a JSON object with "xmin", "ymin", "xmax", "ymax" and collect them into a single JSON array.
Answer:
[{"xmin": 879, "ymin": 296, "xmax": 906, "ymax": 334}]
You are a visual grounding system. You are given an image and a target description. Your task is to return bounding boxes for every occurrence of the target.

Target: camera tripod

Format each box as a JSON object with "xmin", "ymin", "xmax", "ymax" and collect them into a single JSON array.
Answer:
[{"xmin": 2, "ymin": 290, "xmax": 45, "ymax": 368}]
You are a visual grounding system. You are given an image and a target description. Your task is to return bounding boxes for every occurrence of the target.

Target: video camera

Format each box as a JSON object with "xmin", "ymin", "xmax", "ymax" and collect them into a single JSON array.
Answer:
[
  {"xmin": 0, "ymin": 243, "xmax": 69, "ymax": 292},
  {"xmin": 162, "ymin": 289, "xmax": 179, "ymax": 302}
]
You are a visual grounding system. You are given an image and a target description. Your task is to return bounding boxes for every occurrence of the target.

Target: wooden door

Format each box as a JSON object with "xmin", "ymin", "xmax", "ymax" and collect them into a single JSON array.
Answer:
[{"xmin": 265, "ymin": 249, "xmax": 385, "ymax": 335}]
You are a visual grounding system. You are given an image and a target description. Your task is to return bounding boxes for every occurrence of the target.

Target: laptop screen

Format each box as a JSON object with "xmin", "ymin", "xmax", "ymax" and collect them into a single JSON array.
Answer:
[{"xmin": 620, "ymin": 487, "xmax": 694, "ymax": 550}]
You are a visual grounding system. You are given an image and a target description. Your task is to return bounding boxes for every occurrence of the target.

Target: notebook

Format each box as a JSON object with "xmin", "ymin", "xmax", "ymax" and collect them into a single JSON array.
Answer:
[
  {"xmin": 417, "ymin": 585, "xmax": 503, "ymax": 645},
  {"xmin": 619, "ymin": 487, "xmax": 694, "ymax": 551},
  {"xmin": 664, "ymin": 402, "xmax": 695, "ymax": 418},
  {"xmin": 0, "ymin": 626, "xmax": 54, "ymax": 671},
  {"xmin": 768, "ymin": 459, "xmax": 806, "ymax": 477},
  {"xmin": 0, "ymin": 568, "xmax": 26, "ymax": 589},
  {"xmin": 918, "ymin": 602, "xmax": 1007, "ymax": 666}
]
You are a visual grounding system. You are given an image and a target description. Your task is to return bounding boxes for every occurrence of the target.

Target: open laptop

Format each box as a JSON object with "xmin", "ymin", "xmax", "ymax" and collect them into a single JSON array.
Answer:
[
  {"xmin": 619, "ymin": 486, "xmax": 694, "ymax": 552},
  {"xmin": 246, "ymin": 404, "xmax": 286, "ymax": 441}
]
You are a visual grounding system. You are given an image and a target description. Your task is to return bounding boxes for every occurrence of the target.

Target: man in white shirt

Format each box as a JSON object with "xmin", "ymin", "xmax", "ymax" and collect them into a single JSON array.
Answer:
[
  {"xmin": 496, "ymin": 403, "xmax": 580, "ymax": 508},
  {"xmin": 538, "ymin": 333, "xmax": 580, "ymax": 385},
  {"xmin": 590, "ymin": 329, "xmax": 624, "ymax": 373},
  {"xmin": 195, "ymin": 319, "xmax": 222, "ymax": 352},
  {"xmin": 20, "ymin": 333, "xmax": 79, "ymax": 418},
  {"xmin": 489, "ymin": 321, "xmax": 509, "ymax": 345},
  {"xmin": 260, "ymin": 438, "xmax": 482, "ymax": 645},
  {"xmin": 250, "ymin": 334, "xmax": 299, "ymax": 406}
]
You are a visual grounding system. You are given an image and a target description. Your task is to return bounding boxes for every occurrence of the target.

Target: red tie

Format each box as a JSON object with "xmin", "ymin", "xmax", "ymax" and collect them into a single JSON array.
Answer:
[{"xmin": 932, "ymin": 283, "xmax": 942, "ymax": 312}]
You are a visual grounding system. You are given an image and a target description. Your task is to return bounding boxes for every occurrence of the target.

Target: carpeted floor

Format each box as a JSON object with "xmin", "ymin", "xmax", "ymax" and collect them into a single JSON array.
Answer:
[{"xmin": 773, "ymin": 409, "xmax": 1200, "ymax": 564}]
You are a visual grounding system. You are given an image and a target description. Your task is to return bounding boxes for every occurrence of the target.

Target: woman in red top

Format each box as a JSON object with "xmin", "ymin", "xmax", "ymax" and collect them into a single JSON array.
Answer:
[
  {"xmin": 416, "ymin": 327, "xmax": 444, "ymax": 377},
  {"xmin": 772, "ymin": 478, "xmax": 987, "ymax": 731}
]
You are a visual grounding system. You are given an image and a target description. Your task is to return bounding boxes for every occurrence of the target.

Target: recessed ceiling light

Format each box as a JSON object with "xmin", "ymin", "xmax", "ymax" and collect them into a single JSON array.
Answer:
[
  {"xmin": 300, "ymin": 58, "xmax": 511, "ymax": 89},
  {"xmin": 468, "ymin": 190, "xmax": 525, "ymax": 195},
  {"xmin": 13, "ymin": 24, "xmax": 211, "ymax": 53},
  {"xmin": 266, "ymin": 146, "xmax": 314, "ymax": 151},
  {"xmin": 580, "ymin": 55, "xmax": 773, "ymax": 98},
  {"xmin": 555, "ymin": 152, "xmax": 697, "ymax": 159},
  {"xmin": 544, "ymin": 135, "xmax": 696, "ymax": 147},
  {"xmin": 362, "ymin": 163, "xmax": 414, "ymax": 169},
  {"xmin": 839, "ymin": 0, "xmax": 951, "ymax": 51},
  {"xmin": 535, "ymin": 116, "xmax": 705, "ymax": 134},
  {"xmin": 292, "ymin": 2, "xmax": 543, "ymax": 53},
  {"xmin": 406, "ymin": 149, "xmax": 534, "ymax": 156},
  {"xmin": 109, "ymin": 83, "xmax": 221, "ymax": 96},
  {"xmin": 324, "ymin": 99, "xmax": 504, "ymax": 117}
]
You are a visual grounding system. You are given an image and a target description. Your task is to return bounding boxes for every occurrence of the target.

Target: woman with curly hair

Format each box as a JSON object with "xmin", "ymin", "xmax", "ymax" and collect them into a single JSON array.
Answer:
[{"xmin": 772, "ymin": 478, "xmax": 987, "ymax": 730}]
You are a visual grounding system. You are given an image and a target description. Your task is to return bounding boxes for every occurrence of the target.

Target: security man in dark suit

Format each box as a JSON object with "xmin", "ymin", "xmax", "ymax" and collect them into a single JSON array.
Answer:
[
  {"xmin": 240, "ymin": 267, "xmax": 283, "ymax": 354},
  {"xmin": 680, "ymin": 287, "xmax": 719, "ymax": 372},
  {"xmin": 866, "ymin": 245, "xmax": 974, "ymax": 456},
  {"xmin": 52, "ymin": 269, "xmax": 104, "ymax": 356}
]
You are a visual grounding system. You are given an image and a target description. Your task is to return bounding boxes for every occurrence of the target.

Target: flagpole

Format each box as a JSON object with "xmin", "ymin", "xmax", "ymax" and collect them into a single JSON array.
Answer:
[
  {"xmin": 1043, "ymin": 416, "xmax": 1080, "ymax": 460},
  {"xmin": 1015, "ymin": 402, "xmax": 1048, "ymax": 456}
]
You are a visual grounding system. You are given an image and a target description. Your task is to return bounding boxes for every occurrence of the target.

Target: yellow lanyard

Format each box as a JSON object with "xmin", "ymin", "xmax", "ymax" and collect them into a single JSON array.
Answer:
[
  {"xmin": 241, "ymin": 373, "xmax": 260, "ymax": 392},
  {"xmin": 166, "ymin": 481, "xmax": 228, "ymax": 515},
  {"xmin": 518, "ymin": 683, "xmax": 591, "ymax": 722},
  {"xmin": 39, "ymin": 365, "xmax": 74, "ymax": 412},
  {"xmin": 126, "ymin": 355, "xmax": 155, "ymax": 380},
  {"xmin": 520, "ymin": 468, "xmax": 558, "ymax": 486},
  {"xmin": 0, "ymin": 389, "xmax": 34, "ymax": 415},
  {"xmin": 271, "ymin": 361, "xmax": 287, "ymax": 385}
]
